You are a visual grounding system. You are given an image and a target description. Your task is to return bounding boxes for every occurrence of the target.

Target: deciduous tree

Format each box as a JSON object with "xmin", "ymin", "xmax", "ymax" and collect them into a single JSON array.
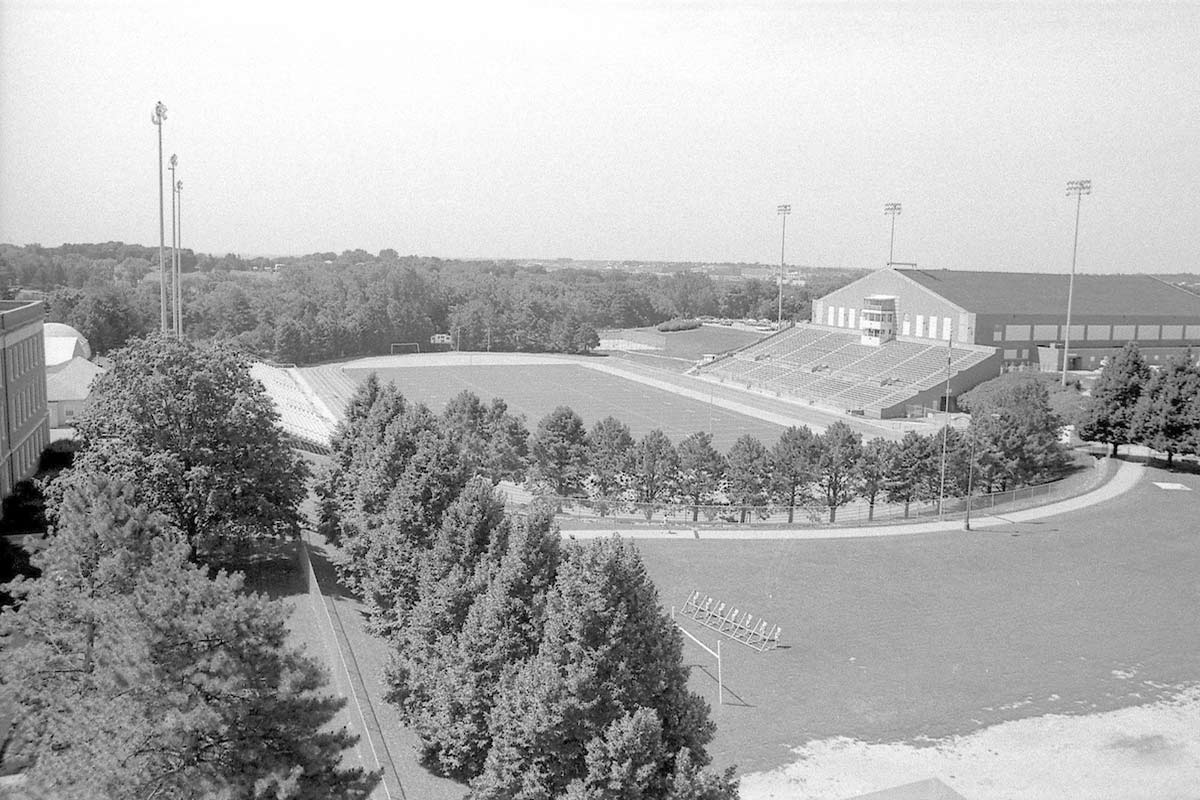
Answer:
[
  {"xmin": 813, "ymin": 422, "xmax": 862, "ymax": 523},
  {"xmin": 676, "ymin": 432, "xmax": 725, "ymax": 521},
  {"xmin": 725, "ymin": 435, "xmax": 769, "ymax": 523},
  {"xmin": 532, "ymin": 406, "xmax": 591, "ymax": 496},
  {"xmin": 769, "ymin": 426, "xmax": 819, "ymax": 524},
  {"xmin": 1078, "ymin": 342, "xmax": 1151, "ymax": 455}
]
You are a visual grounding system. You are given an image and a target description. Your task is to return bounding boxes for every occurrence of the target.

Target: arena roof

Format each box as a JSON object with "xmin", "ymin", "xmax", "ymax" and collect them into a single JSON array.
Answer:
[{"xmin": 897, "ymin": 269, "xmax": 1200, "ymax": 317}]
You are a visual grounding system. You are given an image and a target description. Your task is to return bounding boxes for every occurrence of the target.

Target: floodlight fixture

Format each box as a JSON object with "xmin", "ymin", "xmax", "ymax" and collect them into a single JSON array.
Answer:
[
  {"xmin": 153, "ymin": 102, "xmax": 168, "ymax": 332},
  {"xmin": 884, "ymin": 202, "xmax": 902, "ymax": 264},
  {"xmin": 776, "ymin": 203, "xmax": 791, "ymax": 329}
]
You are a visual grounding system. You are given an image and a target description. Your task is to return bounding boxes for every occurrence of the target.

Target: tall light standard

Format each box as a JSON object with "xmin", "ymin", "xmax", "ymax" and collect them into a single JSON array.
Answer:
[
  {"xmin": 884, "ymin": 202, "xmax": 901, "ymax": 265},
  {"xmin": 1061, "ymin": 179, "xmax": 1091, "ymax": 386},
  {"xmin": 152, "ymin": 101, "xmax": 168, "ymax": 332},
  {"xmin": 776, "ymin": 204, "xmax": 791, "ymax": 330},
  {"xmin": 175, "ymin": 179, "xmax": 183, "ymax": 336},
  {"xmin": 168, "ymin": 154, "xmax": 178, "ymax": 335}
]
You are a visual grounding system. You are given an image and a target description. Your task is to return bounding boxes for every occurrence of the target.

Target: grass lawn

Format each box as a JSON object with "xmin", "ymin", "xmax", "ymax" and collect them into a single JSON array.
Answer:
[
  {"xmin": 341, "ymin": 362, "xmax": 786, "ymax": 452},
  {"xmin": 633, "ymin": 463, "xmax": 1200, "ymax": 775}
]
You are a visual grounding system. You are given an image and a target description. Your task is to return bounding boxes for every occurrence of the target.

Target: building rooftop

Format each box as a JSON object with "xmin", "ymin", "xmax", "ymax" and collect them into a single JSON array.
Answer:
[
  {"xmin": 897, "ymin": 269, "xmax": 1200, "ymax": 318},
  {"xmin": 46, "ymin": 356, "xmax": 104, "ymax": 402}
]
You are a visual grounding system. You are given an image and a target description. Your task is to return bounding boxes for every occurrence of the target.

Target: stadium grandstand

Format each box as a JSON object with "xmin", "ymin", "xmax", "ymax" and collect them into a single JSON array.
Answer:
[
  {"xmin": 699, "ymin": 267, "xmax": 1200, "ymax": 419},
  {"xmin": 249, "ymin": 362, "xmax": 336, "ymax": 454}
]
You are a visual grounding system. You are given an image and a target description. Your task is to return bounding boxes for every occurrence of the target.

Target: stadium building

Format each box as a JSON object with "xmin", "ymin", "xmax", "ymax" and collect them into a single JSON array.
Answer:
[
  {"xmin": 1, "ymin": 300, "xmax": 50, "ymax": 500},
  {"xmin": 700, "ymin": 268, "xmax": 1200, "ymax": 419}
]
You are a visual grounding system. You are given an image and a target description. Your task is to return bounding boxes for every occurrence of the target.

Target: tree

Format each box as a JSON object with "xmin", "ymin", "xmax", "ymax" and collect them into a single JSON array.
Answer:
[
  {"xmin": 631, "ymin": 429, "xmax": 680, "ymax": 511},
  {"xmin": 813, "ymin": 422, "xmax": 862, "ymax": 523},
  {"xmin": 472, "ymin": 536, "xmax": 716, "ymax": 800},
  {"xmin": 856, "ymin": 438, "xmax": 895, "ymax": 521},
  {"xmin": 962, "ymin": 379, "xmax": 1070, "ymax": 488},
  {"xmin": 725, "ymin": 435, "xmax": 769, "ymax": 523},
  {"xmin": 676, "ymin": 432, "xmax": 725, "ymax": 521},
  {"xmin": 442, "ymin": 391, "xmax": 531, "ymax": 482},
  {"xmin": 769, "ymin": 426, "xmax": 819, "ymax": 524},
  {"xmin": 0, "ymin": 476, "xmax": 375, "ymax": 799},
  {"xmin": 587, "ymin": 416, "xmax": 635, "ymax": 503},
  {"xmin": 883, "ymin": 431, "xmax": 929, "ymax": 518},
  {"xmin": 399, "ymin": 506, "xmax": 562, "ymax": 779},
  {"xmin": 532, "ymin": 406, "xmax": 591, "ymax": 496},
  {"xmin": 71, "ymin": 334, "xmax": 308, "ymax": 557},
  {"xmin": 1078, "ymin": 342, "xmax": 1151, "ymax": 455},
  {"xmin": 1130, "ymin": 349, "xmax": 1200, "ymax": 466}
]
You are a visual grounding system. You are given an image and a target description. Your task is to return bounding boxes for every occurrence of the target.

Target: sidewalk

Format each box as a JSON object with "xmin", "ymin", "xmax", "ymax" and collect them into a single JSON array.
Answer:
[{"xmin": 560, "ymin": 458, "xmax": 1144, "ymax": 541}]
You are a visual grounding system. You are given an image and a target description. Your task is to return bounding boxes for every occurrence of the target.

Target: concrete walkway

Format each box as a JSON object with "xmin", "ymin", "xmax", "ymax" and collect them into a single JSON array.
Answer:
[{"xmin": 560, "ymin": 458, "xmax": 1144, "ymax": 541}]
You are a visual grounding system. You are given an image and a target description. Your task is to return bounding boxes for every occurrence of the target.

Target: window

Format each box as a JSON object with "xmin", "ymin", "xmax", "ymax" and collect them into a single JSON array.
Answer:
[
  {"xmin": 1138, "ymin": 325, "xmax": 1161, "ymax": 340},
  {"xmin": 1113, "ymin": 324, "xmax": 1136, "ymax": 340},
  {"xmin": 916, "ymin": 315, "xmax": 925, "ymax": 337},
  {"xmin": 827, "ymin": 306, "xmax": 835, "ymax": 325},
  {"xmin": 837, "ymin": 306, "xmax": 846, "ymax": 327},
  {"xmin": 943, "ymin": 317, "xmax": 952, "ymax": 341},
  {"xmin": 1066, "ymin": 324, "xmax": 1085, "ymax": 341},
  {"xmin": 848, "ymin": 308, "xmax": 856, "ymax": 328},
  {"xmin": 902, "ymin": 316, "xmax": 911, "ymax": 335},
  {"xmin": 1005, "ymin": 324, "xmax": 1031, "ymax": 341},
  {"xmin": 1033, "ymin": 324, "xmax": 1058, "ymax": 340},
  {"xmin": 1004, "ymin": 349, "xmax": 1019, "ymax": 360},
  {"xmin": 993, "ymin": 325, "xmax": 1004, "ymax": 342},
  {"xmin": 1161, "ymin": 325, "xmax": 1183, "ymax": 340},
  {"xmin": 1086, "ymin": 324, "xmax": 1110, "ymax": 340},
  {"xmin": 928, "ymin": 316, "xmax": 938, "ymax": 339}
]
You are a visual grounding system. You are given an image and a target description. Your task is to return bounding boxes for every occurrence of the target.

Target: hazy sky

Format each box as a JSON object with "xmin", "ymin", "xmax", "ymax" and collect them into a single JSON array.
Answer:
[{"xmin": 2, "ymin": 1, "xmax": 1198, "ymax": 273}]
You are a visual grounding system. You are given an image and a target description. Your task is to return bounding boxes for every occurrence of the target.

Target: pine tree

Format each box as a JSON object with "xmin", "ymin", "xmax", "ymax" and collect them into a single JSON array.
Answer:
[
  {"xmin": 725, "ymin": 435, "xmax": 770, "ymax": 523},
  {"xmin": 1079, "ymin": 342, "xmax": 1151, "ymax": 455},
  {"xmin": 883, "ymin": 431, "xmax": 928, "ymax": 518},
  {"xmin": 587, "ymin": 416, "xmax": 636, "ymax": 503},
  {"xmin": 769, "ymin": 426, "xmax": 819, "ymax": 524},
  {"xmin": 1130, "ymin": 349, "xmax": 1200, "ymax": 466},
  {"xmin": 1, "ymin": 476, "xmax": 374, "ymax": 799},
  {"xmin": 676, "ymin": 432, "xmax": 725, "ymax": 522},
  {"xmin": 532, "ymin": 406, "xmax": 591, "ymax": 496},
  {"xmin": 856, "ymin": 438, "xmax": 895, "ymax": 521},
  {"xmin": 814, "ymin": 422, "xmax": 862, "ymax": 523},
  {"xmin": 472, "ymin": 536, "xmax": 714, "ymax": 800},
  {"xmin": 632, "ymin": 429, "xmax": 681, "ymax": 510}
]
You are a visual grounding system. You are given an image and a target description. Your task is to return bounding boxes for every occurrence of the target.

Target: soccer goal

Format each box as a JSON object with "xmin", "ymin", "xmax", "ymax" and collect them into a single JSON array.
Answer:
[{"xmin": 390, "ymin": 342, "xmax": 421, "ymax": 355}]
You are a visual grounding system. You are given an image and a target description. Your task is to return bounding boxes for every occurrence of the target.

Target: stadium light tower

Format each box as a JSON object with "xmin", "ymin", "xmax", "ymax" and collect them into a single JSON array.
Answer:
[
  {"xmin": 175, "ymin": 179, "xmax": 183, "ymax": 336},
  {"xmin": 777, "ymin": 204, "xmax": 791, "ymax": 330},
  {"xmin": 152, "ymin": 101, "xmax": 168, "ymax": 332},
  {"xmin": 168, "ymin": 154, "xmax": 178, "ymax": 335},
  {"xmin": 1061, "ymin": 179, "xmax": 1092, "ymax": 387},
  {"xmin": 884, "ymin": 202, "xmax": 901, "ymax": 265}
]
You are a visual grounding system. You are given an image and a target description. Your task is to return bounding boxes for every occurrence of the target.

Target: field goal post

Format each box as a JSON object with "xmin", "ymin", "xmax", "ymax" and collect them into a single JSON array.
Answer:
[
  {"xmin": 390, "ymin": 342, "xmax": 421, "ymax": 355},
  {"xmin": 671, "ymin": 606, "xmax": 723, "ymax": 704}
]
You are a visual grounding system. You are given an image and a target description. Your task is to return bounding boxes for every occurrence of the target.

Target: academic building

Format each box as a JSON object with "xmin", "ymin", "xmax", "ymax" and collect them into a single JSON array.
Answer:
[
  {"xmin": 700, "ymin": 268, "xmax": 1200, "ymax": 419},
  {"xmin": 1, "ymin": 300, "xmax": 50, "ymax": 500}
]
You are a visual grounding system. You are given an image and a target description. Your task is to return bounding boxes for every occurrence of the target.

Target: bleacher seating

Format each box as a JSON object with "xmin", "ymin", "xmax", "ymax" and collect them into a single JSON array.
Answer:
[
  {"xmin": 251, "ymin": 363, "xmax": 335, "ymax": 451},
  {"xmin": 700, "ymin": 323, "xmax": 996, "ymax": 417}
]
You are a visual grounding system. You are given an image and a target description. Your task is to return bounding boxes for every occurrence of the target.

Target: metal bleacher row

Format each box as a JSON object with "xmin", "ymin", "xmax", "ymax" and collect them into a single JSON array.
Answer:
[
  {"xmin": 249, "ymin": 363, "xmax": 337, "ymax": 453},
  {"xmin": 700, "ymin": 324, "xmax": 994, "ymax": 416}
]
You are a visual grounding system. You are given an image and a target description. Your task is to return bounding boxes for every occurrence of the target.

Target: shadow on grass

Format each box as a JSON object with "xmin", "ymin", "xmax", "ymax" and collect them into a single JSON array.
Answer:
[{"xmin": 686, "ymin": 663, "xmax": 755, "ymax": 708}]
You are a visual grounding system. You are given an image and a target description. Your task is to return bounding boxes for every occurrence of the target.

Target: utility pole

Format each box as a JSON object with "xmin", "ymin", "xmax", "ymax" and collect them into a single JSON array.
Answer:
[
  {"xmin": 175, "ymin": 178, "xmax": 184, "ymax": 335},
  {"xmin": 1062, "ymin": 179, "xmax": 1092, "ymax": 386},
  {"xmin": 884, "ymin": 202, "xmax": 901, "ymax": 265},
  {"xmin": 776, "ymin": 204, "xmax": 790, "ymax": 330},
  {"xmin": 169, "ymin": 154, "xmax": 178, "ymax": 335},
  {"xmin": 152, "ymin": 101, "xmax": 168, "ymax": 333}
]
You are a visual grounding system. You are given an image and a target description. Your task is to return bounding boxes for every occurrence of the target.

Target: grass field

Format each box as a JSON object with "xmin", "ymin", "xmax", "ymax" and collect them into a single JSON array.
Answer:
[
  {"xmin": 633, "ymin": 463, "xmax": 1200, "ymax": 777},
  {"xmin": 340, "ymin": 362, "xmax": 786, "ymax": 451}
]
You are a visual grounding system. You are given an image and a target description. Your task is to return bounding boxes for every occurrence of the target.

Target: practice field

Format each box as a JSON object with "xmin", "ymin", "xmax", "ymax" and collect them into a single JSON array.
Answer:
[
  {"xmin": 633, "ymin": 463, "xmax": 1200, "ymax": 776},
  {"xmin": 337, "ymin": 362, "xmax": 786, "ymax": 451}
]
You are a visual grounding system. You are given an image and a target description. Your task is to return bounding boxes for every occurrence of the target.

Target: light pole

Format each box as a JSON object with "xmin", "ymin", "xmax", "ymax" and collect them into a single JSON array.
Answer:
[
  {"xmin": 777, "ymin": 204, "xmax": 790, "ymax": 330},
  {"xmin": 175, "ymin": 179, "xmax": 183, "ymax": 335},
  {"xmin": 963, "ymin": 413, "xmax": 1000, "ymax": 531},
  {"xmin": 152, "ymin": 101, "xmax": 168, "ymax": 333},
  {"xmin": 168, "ymin": 154, "xmax": 178, "ymax": 335},
  {"xmin": 884, "ymin": 202, "xmax": 901, "ymax": 265},
  {"xmin": 1062, "ymin": 179, "xmax": 1091, "ymax": 386}
]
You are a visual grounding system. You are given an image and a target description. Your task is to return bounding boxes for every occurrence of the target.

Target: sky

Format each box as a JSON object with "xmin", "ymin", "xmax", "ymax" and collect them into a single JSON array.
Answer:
[{"xmin": 1, "ymin": 1, "xmax": 1198, "ymax": 273}]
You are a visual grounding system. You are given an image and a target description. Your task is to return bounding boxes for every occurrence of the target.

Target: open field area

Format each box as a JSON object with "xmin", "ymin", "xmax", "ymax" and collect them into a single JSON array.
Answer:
[
  {"xmin": 336, "ymin": 361, "xmax": 787, "ymax": 451},
  {"xmin": 632, "ymin": 461, "xmax": 1200, "ymax": 796}
]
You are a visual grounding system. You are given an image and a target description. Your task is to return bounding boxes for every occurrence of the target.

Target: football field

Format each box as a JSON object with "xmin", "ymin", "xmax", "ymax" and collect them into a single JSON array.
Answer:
[{"xmin": 337, "ymin": 361, "xmax": 786, "ymax": 451}]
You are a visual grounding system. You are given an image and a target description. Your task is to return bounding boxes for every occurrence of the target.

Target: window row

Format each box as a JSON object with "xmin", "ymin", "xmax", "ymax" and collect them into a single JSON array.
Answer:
[{"xmin": 994, "ymin": 323, "xmax": 1200, "ymax": 343}]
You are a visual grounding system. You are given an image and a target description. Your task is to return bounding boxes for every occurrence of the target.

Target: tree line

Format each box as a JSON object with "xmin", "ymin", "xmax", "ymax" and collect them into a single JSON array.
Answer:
[
  {"xmin": 1, "ymin": 242, "xmax": 858, "ymax": 363},
  {"xmin": 319, "ymin": 375, "xmax": 739, "ymax": 799},
  {"xmin": 1079, "ymin": 343, "xmax": 1200, "ymax": 464},
  {"xmin": 1, "ymin": 335, "xmax": 375, "ymax": 798}
]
